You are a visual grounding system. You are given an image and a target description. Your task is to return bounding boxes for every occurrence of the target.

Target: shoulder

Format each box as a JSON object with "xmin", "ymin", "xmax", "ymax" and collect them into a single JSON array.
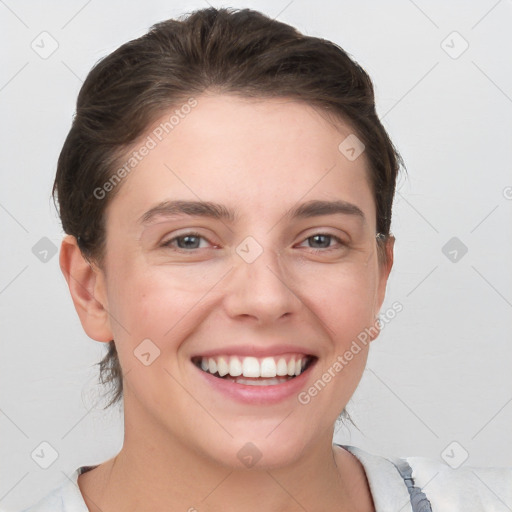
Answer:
[
  {"xmin": 20, "ymin": 468, "xmax": 90, "ymax": 512},
  {"xmin": 339, "ymin": 444, "xmax": 512, "ymax": 512},
  {"xmin": 405, "ymin": 455, "xmax": 512, "ymax": 511}
]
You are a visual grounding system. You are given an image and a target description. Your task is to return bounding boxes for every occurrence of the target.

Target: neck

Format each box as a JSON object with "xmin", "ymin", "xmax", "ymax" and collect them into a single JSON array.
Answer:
[{"xmin": 79, "ymin": 403, "xmax": 373, "ymax": 512}]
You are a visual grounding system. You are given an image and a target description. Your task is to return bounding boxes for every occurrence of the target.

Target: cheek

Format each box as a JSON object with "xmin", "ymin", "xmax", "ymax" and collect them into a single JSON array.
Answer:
[
  {"xmin": 303, "ymin": 265, "xmax": 377, "ymax": 405},
  {"xmin": 105, "ymin": 244, "xmax": 380, "ymax": 355},
  {"xmin": 295, "ymin": 260, "xmax": 379, "ymax": 337},
  {"xmin": 106, "ymin": 263, "xmax": 215, "ymax": 350}
]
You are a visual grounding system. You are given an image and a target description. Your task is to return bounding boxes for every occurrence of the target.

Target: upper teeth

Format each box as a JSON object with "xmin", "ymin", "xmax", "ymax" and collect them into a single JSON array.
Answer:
[{"xmin": 197, "ymin": 355, "xmax": 310, "ymax": 378}]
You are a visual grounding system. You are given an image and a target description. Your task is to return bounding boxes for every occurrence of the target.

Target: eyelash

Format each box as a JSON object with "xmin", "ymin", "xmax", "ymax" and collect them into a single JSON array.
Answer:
[{"xmin": 160, "ymin": 231, "xmax": 347, "ymax": 253}]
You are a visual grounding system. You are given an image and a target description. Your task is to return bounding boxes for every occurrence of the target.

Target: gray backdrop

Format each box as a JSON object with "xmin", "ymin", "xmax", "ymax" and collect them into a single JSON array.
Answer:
[{"xmin": 1, "ymin": 0, "xmax": 511, "ymax": 510}]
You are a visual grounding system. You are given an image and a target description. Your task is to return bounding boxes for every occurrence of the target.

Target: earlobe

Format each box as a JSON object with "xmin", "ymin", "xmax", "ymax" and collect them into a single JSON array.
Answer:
[{"xmin": 59, "ymin": 235, "xmax": 113, "ymax": 342}]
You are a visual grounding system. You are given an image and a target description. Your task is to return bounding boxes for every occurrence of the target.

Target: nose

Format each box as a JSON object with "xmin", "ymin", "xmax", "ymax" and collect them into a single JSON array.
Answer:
[{"xmin": 222, "ymin": 243, "xmax": 302, "ymax": 325}]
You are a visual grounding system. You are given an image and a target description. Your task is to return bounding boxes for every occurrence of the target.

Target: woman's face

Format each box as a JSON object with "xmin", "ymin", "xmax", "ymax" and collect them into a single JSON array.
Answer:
[{"xmin": 94, "ymin": 94, "xmax": 393, "ymax": 468}]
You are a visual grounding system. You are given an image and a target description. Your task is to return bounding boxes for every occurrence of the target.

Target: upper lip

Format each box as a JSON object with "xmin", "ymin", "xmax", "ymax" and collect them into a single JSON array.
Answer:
[{"xmin": 190, "ymin": 344, "xmax": 317, "ymax": 359}]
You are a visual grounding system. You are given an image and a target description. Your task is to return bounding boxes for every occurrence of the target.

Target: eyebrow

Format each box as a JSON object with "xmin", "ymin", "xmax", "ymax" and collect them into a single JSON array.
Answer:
[{"xmin": 139, "ymin": 199, "xmax": 365, "ymax": 225}]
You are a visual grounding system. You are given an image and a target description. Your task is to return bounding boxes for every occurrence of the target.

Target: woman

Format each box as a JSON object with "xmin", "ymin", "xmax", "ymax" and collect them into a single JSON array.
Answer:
[{"xmin": 22, "ymin": 7, "xmax": 511, "ymax": 511}]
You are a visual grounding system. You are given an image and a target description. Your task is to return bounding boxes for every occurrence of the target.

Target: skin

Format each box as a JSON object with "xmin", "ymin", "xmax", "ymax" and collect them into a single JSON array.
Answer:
[{"xmin": 60, "ymin": 93, "xmax": 394, "ymax": 512}]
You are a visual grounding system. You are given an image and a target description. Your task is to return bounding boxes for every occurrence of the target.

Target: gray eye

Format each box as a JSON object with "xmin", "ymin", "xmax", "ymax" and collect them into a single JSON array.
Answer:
[{"xmin": 307, "ymin": 234, "xmax": 333, "ymax": 249}]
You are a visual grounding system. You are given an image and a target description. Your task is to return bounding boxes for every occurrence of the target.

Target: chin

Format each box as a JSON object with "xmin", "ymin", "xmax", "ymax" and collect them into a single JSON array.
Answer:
[{"xmin": 201, "ymin": 430, "xmax": 312, "ymax": 471}]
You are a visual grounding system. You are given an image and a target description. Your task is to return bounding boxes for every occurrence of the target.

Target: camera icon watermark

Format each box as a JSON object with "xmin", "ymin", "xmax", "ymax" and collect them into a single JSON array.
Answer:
[
  {"xmin": 31, "ymin": 31, "xmax": 59, "ymax": 60},
  {"xmin": 236, "ymin": 236, "xmax": 263, "ymax": 264},
  {"xmin": 134, "ymin": 338, "xmax": 161, "ymax": 366},
  {"xmin": 441, "ymin": 441, "xmax": 469, "ymax": 469},
  {"xmin": 441, "ymin": 31, "xmax": 469, "ymax": 60},
  {"xmin": 442, "ymin": 237, "xmax": 468, "ymax": 263},
  {"xmin": 32, "ymin": 236, "xmax": 58, "ymax": 263},
  {"xmin": 338, "ymin": 134, "xmax": 365, "ymax": 161},
  {"xmin": 31, "ymin": 441, "xmax": 59, "ymax": 469},
  {"xmin": 237, "ymin": 442, "xmax": 262, "ymax": 468}
]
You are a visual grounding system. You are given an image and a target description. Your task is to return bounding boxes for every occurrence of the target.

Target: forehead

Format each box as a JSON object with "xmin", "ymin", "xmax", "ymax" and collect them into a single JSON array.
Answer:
[{"xmin": 105, "ymin": 94, "xmax": 375, "ymax": 230}]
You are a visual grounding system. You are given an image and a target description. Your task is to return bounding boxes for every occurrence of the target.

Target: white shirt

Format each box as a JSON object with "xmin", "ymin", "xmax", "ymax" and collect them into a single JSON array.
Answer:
[{"xmin": 20, "ymin": 444, "xmax": 512, "ymax": 511}]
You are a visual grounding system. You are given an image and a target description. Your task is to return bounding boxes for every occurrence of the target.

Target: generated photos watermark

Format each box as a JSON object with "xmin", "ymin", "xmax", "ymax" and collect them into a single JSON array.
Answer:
[
  {"xmin": 297, "ymin": 301, "xmax": 403, "ymax": 405},
  {"xmin": 93, "ymin": 97, "xmax": 198, "ymax": 200}
]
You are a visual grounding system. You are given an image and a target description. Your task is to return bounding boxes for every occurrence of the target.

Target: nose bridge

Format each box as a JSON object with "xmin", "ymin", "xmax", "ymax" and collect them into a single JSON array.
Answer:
[
  {"xmin": 238, "ymin": 235, "xmax": 290, "ymax": 294},
  {"xmin": 224, "ymin": 234, "xmax": 299, "ymax": 321}
]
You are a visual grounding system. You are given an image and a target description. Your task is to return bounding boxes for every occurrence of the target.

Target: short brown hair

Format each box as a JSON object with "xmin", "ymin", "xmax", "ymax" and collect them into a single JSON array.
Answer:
[{"xmin": 54, "ymin": 7, "xmax": 403, "ymax": 409}]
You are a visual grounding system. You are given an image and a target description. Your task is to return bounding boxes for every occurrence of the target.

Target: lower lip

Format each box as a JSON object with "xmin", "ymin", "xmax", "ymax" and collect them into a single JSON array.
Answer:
[{"xmin": 193, "ymin": 361, "xmax": 316, "ymax": 405}]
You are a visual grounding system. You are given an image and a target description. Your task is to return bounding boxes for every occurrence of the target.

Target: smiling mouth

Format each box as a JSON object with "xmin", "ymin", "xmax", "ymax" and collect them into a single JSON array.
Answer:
[{"xmin": 191, "ymin": 354, "xmax": 316, "ymax": 386}]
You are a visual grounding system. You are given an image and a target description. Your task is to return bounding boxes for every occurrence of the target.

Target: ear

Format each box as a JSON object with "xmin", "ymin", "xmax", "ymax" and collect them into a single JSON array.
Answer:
[
  {"xmin": 370, "ymin": 235, "xmax": 395, "ymax": 340},
  {"xmin": 59, "ymin": 235, "xmax": 113, "ymax": 342}
]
